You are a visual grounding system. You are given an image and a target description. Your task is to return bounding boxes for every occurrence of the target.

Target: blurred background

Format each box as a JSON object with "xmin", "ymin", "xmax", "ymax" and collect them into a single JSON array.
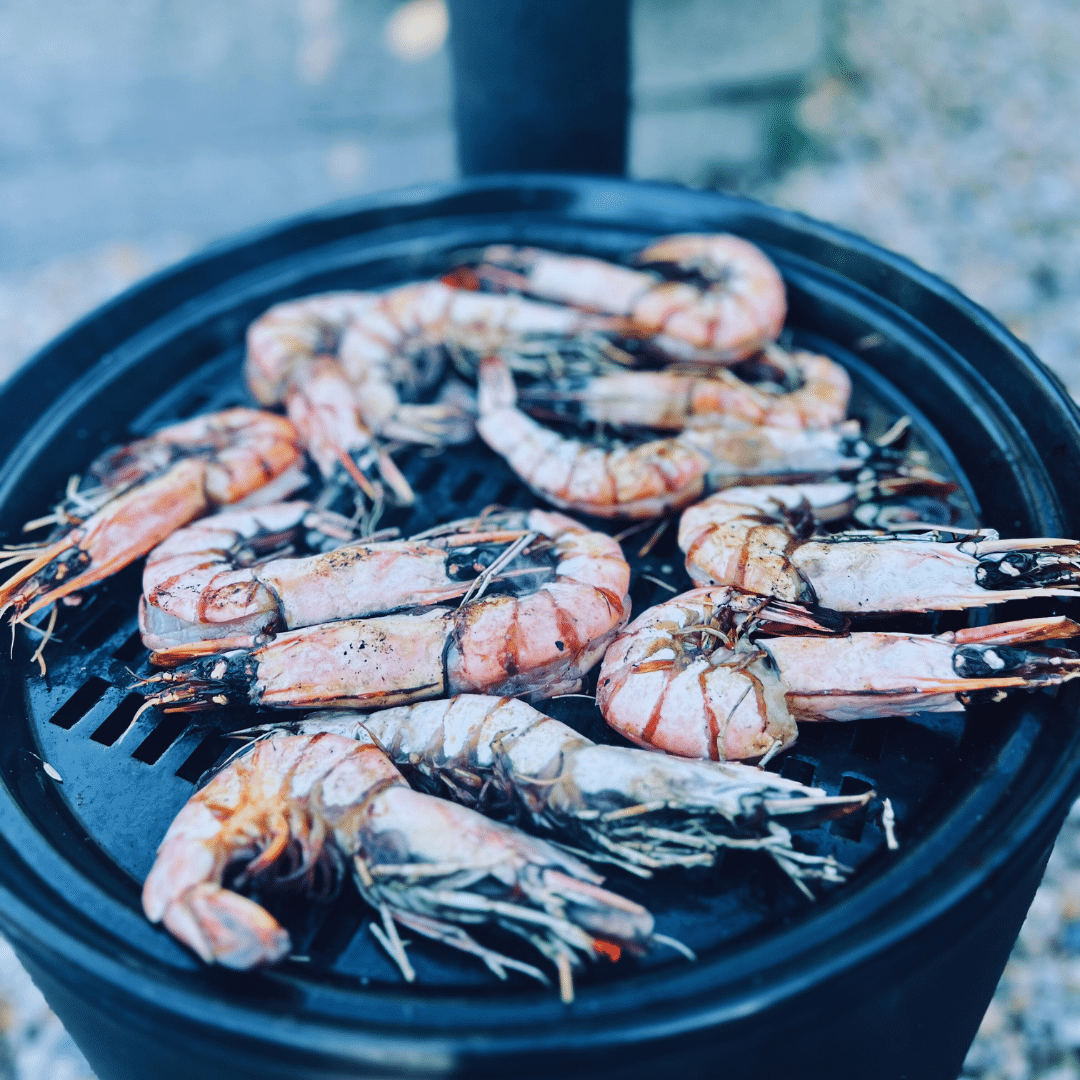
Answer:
[{"xmin": 1, "ymin": 1, "xmax": 1078, "ymax": 1077}]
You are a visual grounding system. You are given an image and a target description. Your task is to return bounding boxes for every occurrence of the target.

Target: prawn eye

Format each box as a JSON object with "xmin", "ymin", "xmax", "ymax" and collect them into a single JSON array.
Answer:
[
  {"xmin": 555, "ymin": 641, "xmax": 565, "ymax": 651},
  {"xmin": 977, "ymin": 550, "xmax": 1080, "ymax": 589},
  {"xmin": 953, "ymin": 644, "xmax": 1031, "ymax": 678},
  {"xmin": 446, "ymin": 547, "xmax": 499, "ymax": 581}
]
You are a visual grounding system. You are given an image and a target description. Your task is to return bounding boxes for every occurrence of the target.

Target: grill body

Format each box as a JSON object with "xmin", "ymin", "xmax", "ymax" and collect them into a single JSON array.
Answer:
[{"xmin": 0, "ymin": 176, "xmax": 1078, "ymax": 1080}]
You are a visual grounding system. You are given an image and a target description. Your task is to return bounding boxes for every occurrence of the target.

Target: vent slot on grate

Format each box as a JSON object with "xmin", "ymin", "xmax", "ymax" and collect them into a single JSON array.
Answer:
[
  {"xmin": 831, "ymin": 776, "xmax": 876, "ymax": 842},
  {"xmin": 175, "ymin": 732, "xmax": 231, "ymax": 783},
  {"xmin": 412, "ymin": 459, "xmax": 446, "ymax": 494},
  {"xmin": 90, "ymin": 695, "xmax": 145, "ymax": 746},
  {"xmin": 72, "ymin": 601, "xmax": 133, "ymax": 650},
  {"xmin": 779, "ymin": 756, "xmax": 816, "ymax": 786},
  {"xmin": 450, "ymin": 470, "xmax": 484, "ymax": 503},
  {"xmin": 49, "ymin": 678, "xmax": 111, "ymax": 729},
  {"xmin": 131, "ymin": 714, "xmax": 190, "ymax": 765},
  {"xmin": 112, "ymin": 630, "xmax": 147, "ymax": 664},
  {"xmin": 850, "ymin": 720, "xmax": 891, "ymax": 761}
]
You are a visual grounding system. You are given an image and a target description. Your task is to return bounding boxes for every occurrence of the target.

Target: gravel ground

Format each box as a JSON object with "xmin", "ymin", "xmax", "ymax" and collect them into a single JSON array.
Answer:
[
  {"xmin": 757, "ymin": 5, "xmax": 1080, "ymax": 1075},
  {"xmin": 3, "ymin": 2, "xmax": 1080, "ymax": 1078},
  {"xmin": 758, "ymin": 0, "xmax": 1080, "ymax": 397}
]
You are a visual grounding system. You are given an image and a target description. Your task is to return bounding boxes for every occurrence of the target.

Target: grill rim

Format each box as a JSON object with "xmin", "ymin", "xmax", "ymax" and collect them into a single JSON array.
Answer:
[{"xmin": 0, "ymin": 174, "xmax": 1079, "ymax": 1066}]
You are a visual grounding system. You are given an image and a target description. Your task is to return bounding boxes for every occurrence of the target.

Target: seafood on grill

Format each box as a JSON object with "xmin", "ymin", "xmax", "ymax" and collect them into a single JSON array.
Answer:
[
  {"xmin": 476, "ymin": 354, "xmax": 875, "ymax": 519},
  {"xmin": 476, "ymin": 233, "xmax": 786, "ymax": 363},
  {"xmin": 281, "ymin": 353, "xmax": 416, "ymax": 513},
  {"xmin": 246, "ymin": 281, "xmax": 618, "ymax": 454},
  {"xmin": 517, "ymin": 347, "xmax": 851, "ymax": 432},
  {"xmin": 597, "ymin": 589, "xmax": 1080, "ymax": 762},
  {"xmin": 143, "ymin": 730, "xmax": 664, "ymax": 997},
  {"xmin": 140, "ymin": 506, "xmax": 630, "ymax": 669},
  {"xmin": 264, "ymin": 695, "xmax": 871, "ymax": 893},
  {"xmin": 139, "ymin": 500, "xmax": 362, "ymax": 656},
  {"xmin": 678, "ymin": 483, "xmax": 1080, "ymax": 612},
  {"xmin": 0, "ymin": 409, "xmax": 305, "ymax": 635},
  {"xmin": 135, "ymin": 507, "xmax": 630, "ymax": 702}
]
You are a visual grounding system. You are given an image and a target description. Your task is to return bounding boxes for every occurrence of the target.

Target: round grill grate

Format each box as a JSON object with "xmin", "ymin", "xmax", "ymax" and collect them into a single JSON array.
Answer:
[{"xmin": 1, "ymin": 178, "xmax": 1078, "ymax": 1080}]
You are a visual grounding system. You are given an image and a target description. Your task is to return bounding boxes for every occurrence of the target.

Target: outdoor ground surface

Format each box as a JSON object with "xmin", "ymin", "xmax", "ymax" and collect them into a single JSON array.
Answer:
[{"xmin": 1, "ymin": 1, "xmax": 1079, "ymax": 1076}]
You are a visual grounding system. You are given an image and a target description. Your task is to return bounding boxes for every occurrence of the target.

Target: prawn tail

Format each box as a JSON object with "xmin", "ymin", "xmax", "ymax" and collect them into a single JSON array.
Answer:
[
  {"xmin": 155, "ymin": 882, "xmax": 291, "ymax": 969},
  {"xmin": 135, "ymin": 651, "xmax": 258, "ymax": 712}
]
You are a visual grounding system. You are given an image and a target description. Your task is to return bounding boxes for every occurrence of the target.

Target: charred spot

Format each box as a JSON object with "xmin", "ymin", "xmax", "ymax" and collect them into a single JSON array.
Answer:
[
  {"xmin": 186, "ymin": 651, "xmax": 259, "ymax": 694},
  {"xmin": 639, "ymin": 260, "xmax": 728, "ymax": 289},
  {"xmin": 36, "ymin": 546, "xmax": 91, "ymax": 586}
]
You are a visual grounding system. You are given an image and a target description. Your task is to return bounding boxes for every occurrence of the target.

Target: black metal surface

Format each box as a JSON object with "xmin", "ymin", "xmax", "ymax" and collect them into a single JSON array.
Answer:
[
  {"xmin": 1, "ymin": 176, "xmax": 1079, "ymax": 1080},
  {"xmin": 448, "ymin": 0, "xmax": 630, "ymax": 175}
]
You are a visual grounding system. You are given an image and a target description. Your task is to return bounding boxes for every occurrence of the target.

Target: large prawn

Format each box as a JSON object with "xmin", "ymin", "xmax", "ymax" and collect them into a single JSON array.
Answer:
[
  {"xmin": 135, "ymin": 507, "xmax": 630, "ymax": 704},
  {"xmin": 265, "ymin": 696, "xmax": 871, "ymax": 893},
  {"xmin": 476, "ymin": 355, "xmax": 875, "ymax": 519},
  {"xmin": 678, "ymin": 484, "xmax": 1080, "ymax": 611},
  {"xmin": 517, "ymin": 346, "xmax": 851, "ymax": 432},
  {"xmin": 0, "ymin": 409, "xmax": 304, "ymax": 635},
  {"xmin": 246, "ymin": 281, "xmax": 617, "ymax": 456},
  {"xmin": 475, "ymin": 234, "xmax": 786, "ymax": 363},
  {"xmin": 596, "ymin": 589, "xmax": 1080, "ymax": 762},
  {"xmin": 142, "ymin": 730, "xmax": 663, "ymax": 998}
]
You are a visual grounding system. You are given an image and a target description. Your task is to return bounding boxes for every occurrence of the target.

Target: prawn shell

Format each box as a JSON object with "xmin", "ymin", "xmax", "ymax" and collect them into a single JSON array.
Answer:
[
  {"xmin": 257, "ymin": 542, "xmax": 457, "ymax": 628},
  {"xmin": 250, "ymin": 611, "xmax": 452, "ymax": 709},
  {"xmin": 760, "ymin": 632, "xmax": 1078, "ymax": 721},
  {"xmin": 599, "ymin": 650, "xmax": 796, "ymax": 762},
  {"xmin": 445, "ymin": 509, "xmax": 631, "ymax": 698},
  {"xmin": 790, "ymin": 538, "xmax": 1080, "ymax": 613},
  {"xmin": 447, "ymin": 580, "xmax": 628, "ymax": 698},
  {"xmin": 684, "ymin": 519, "xmax": 814, "ymax": 602}
]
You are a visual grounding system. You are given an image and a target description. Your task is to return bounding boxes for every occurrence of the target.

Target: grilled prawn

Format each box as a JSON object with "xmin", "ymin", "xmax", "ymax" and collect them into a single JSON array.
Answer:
[
  {"xmin": 518, "ymin": 347, "xmax": 851, "ymax": 432},
  {"xmin": 136, "ymin": 508, "xmax": 630, "ymax": 704},
  {"xmin": 477, "ymin": 234, "xmax": 786, "ymax": 363},
  {"xmin": 597, "ymin": 590, "xmax": 1080, "ymax": 762},
  {"xmin": 679, "ymin": 484, "xmax": 1080, "ymax": 611},
  {"xmin": 476, "ymin": 355, "xmax": 871, "ymax": 519},
  {"xmin": 0, "ymin": 409, "xmax": 304, "ymax": 628},
  {"xmin": 269, "ymin": 696, "xmax": 870, "ymax": 891},
  {"xmin": 143, "ymin": 731, "xmax": 660, "ymax": 996},
  {"xmin": 247, "ymin": 281, "xmax": 615, "ymax": 454}
]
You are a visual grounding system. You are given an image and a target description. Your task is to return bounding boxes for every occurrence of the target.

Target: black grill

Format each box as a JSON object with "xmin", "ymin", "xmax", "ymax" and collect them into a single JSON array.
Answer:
[{"xmin": 1, "ymin": 176, "xmax": 1079, "ymax": 1080}]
